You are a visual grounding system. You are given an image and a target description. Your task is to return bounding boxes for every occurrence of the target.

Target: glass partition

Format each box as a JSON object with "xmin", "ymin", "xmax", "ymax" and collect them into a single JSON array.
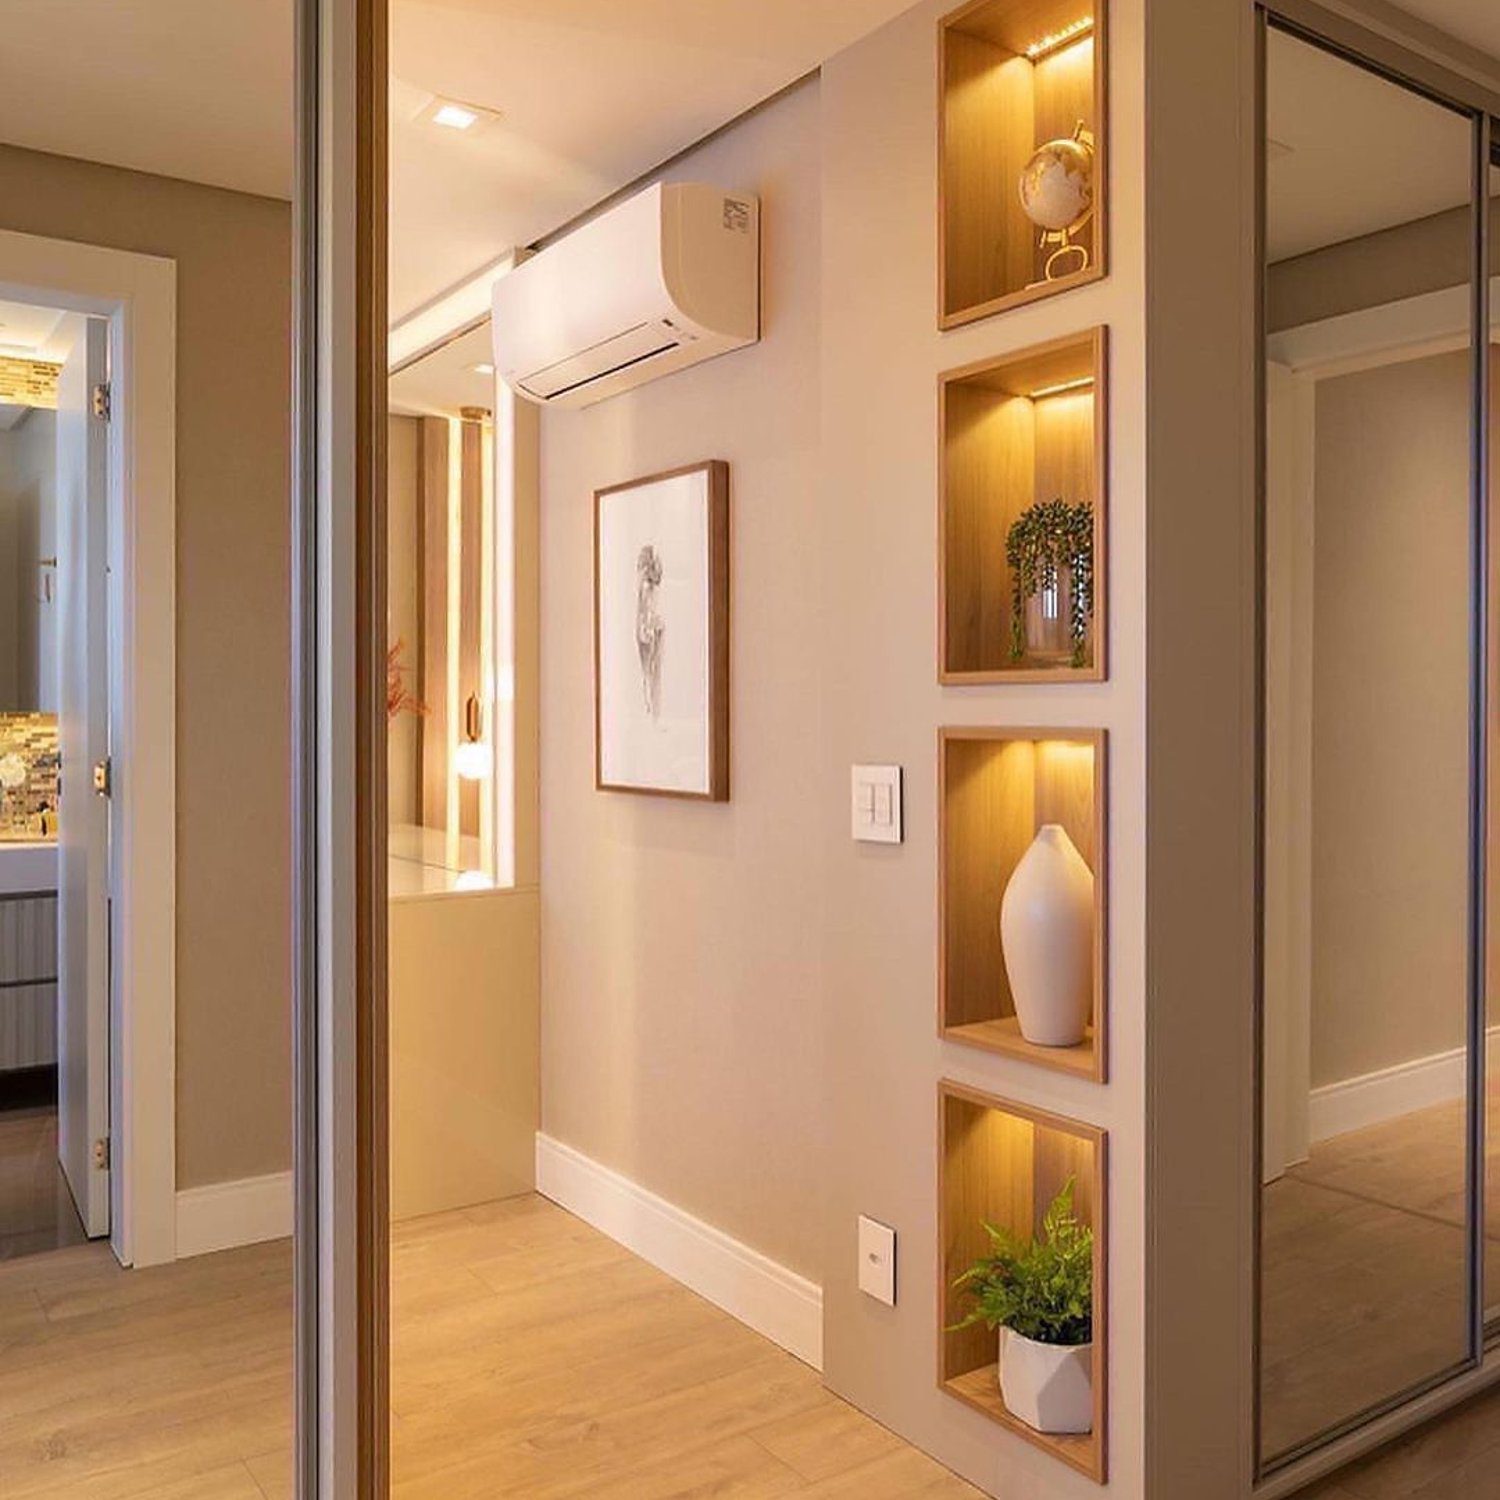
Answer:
[{"xmin": 1258, "ymin": 18, "xmax": 1486, "ymax": 1469}]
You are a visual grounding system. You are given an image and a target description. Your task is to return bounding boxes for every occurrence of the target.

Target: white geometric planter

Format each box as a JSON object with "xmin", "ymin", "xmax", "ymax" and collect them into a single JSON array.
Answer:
[{"xmin": 999, "ymin": 1327, "xmax": 1094, "ymax": 1435}]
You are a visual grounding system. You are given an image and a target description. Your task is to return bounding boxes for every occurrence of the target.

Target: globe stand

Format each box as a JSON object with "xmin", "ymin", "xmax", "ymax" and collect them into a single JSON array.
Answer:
[{"xmin": 1037, "ymin": 213, "xmax": 1094, "ymax": 284}]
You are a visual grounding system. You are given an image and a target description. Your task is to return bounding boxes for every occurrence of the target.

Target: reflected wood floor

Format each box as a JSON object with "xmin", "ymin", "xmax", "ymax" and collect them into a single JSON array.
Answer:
[
  {"xmin": 1300, "ymin": 1382, "xmax": 1500, "ymax": 1500},
  {"xmin": 1262, "ymin": 1092, "xmax": 1500, "ymax": 1466},
  {"xmin": 0, "ymin": 1107, "xmax": 88, "ymax": 1261},
  {"xmin": 0, "ymin": 1193, "xmax": 980, "ymax": 1499}
]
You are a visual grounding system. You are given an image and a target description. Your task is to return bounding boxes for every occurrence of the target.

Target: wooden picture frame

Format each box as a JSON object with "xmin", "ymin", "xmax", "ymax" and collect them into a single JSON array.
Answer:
[
  {"xmin": 594, "ymin": 461, "xmax": 730, "ymax": 801},
  {"xmin": 939, "ymin": 1080, "xmax": 1109, "ymax": 1481}
]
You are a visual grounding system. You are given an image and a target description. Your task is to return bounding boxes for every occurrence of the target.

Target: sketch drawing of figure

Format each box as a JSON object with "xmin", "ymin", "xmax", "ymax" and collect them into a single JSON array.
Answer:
[{"xmin": 636, "ymin": 544, "xmax": 665, "ymax": 719}]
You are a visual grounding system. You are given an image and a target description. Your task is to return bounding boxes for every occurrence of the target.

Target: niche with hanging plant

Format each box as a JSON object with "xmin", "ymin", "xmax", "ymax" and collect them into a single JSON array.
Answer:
[{"xmin": 939, "ymin": 326, "xmax": 1107, "ymax": 683}]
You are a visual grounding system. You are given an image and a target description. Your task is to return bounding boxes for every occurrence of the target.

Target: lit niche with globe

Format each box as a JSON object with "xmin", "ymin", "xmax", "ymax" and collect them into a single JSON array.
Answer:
[{"xmin": 1018, "ymin": 122, "xmax": 1096, "ymax": 283}]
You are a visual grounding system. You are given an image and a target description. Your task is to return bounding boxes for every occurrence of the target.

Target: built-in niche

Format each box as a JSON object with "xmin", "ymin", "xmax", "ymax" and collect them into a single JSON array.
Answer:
[
  {"xmin": 939, "ymin": 0, "xmax": 1107, "ymax": 328},
  {"xmin": 940, "ymin": 329, "xmax": 1106, "ymax": 683},
  {"xmin": 940, "ymin": 1081, "xmax": 1108, "ymax": 1480},
  {"xmin": 939, "ymin": 727, "xmax": 1106, "ymax": 1080}
]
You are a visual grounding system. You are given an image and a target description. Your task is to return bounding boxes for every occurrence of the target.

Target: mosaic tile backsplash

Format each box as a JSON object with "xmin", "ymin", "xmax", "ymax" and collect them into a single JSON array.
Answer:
[{"xmin": 0, "ymin": 714, "xmax": 59, "ymax": 839}]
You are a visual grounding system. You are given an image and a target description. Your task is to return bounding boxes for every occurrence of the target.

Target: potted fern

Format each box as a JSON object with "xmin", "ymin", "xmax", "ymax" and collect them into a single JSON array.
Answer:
[
  {"xmin": 1005, "ymin": 499, "xmax": 1094, "ymax": 669},
  {"xmin": 950, "ymin": 1180, "xmax": 1094, "ymax": 1435}
]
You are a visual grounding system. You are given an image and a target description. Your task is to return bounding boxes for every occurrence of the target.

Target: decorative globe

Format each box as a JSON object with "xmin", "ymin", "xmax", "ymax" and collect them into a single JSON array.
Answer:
[{"xmin": 1019, "ymin": 135, "xmax": 1094, "ymax": 233}]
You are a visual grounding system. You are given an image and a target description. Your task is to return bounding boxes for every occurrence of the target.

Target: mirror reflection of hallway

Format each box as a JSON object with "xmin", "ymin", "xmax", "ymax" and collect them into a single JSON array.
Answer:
[
  {"xmin": 0, "ymin": 10, "xmax": 299, "ymax": 1486},
  {"xmin": 1258, "ymin": 22, "xmax": 1490, "ymax": 1466}
]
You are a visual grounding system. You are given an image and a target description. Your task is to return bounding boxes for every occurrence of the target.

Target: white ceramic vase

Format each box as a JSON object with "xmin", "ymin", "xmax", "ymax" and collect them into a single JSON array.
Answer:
[
  {"xmin": 1000, "ymin": 823, "xmax": 1094, "ymax": 1047},
  {"xmin": 999, "ymin": 1327, "xmax": 1094, "ymax": 1435}
]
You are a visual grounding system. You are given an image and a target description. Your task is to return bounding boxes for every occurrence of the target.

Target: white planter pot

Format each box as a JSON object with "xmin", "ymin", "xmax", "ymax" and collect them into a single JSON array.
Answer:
[
  {"xmin": 1000, "ymin": 823, "xmax": 1094, "ymax": 1047},
  {"xmin": 999, "ymin": 1327, "xmax": 1093, "ymax": 1435}
]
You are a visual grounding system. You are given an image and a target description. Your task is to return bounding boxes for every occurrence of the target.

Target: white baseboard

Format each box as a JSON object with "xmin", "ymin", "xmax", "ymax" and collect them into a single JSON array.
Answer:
[
  {"xmin": 535, "ymin": 1133, "xmax": 823, "ymax": 1371},
  {"xmin": 1310, "ymin": 1029, "xmax": 1500, "ymax": 1144},
  {"xmin": 175, "ymin": 1170, "xmax": 293, "ymax": 1260}
]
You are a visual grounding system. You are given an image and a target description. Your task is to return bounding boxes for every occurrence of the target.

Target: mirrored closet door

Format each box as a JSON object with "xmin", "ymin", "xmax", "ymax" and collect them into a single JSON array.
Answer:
[{"xmin": 1257, "ymin": 4, "xmax": 1497, "ymax": 1473}]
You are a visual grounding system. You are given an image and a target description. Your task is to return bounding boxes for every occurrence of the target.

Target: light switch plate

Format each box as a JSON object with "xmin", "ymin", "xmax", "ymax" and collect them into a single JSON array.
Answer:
[
  {"xmin": 858, "ymin": 1215, "xmax": 897, "ymax": 1306},
  {"xmin": 851, "ymin": 765, "xmax": 903, "ymax": 845}
]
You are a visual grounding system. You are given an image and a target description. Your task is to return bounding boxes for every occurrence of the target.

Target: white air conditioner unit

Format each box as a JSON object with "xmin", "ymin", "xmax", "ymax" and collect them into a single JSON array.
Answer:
[{"xmin": 492, "ymin": 181, "xmax": 760, "ymax": 409}]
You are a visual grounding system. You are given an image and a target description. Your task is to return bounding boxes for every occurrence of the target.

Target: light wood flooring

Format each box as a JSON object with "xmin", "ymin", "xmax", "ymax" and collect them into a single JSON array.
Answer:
[
  {"xmin": 0, "ymin": 1192, "xmax": 981, "ymax": 1499},
  {"xmin": 14, "ymin": 1175, "xmax": 1500, "ymax": 1499},
  {"xmin": 0, "ymin": 1107, "xmax": 88, "ymax": 1262},
  {"xmin": 1262, "ymin": 1092, "xmax": 1500, "ymax": 1464}
]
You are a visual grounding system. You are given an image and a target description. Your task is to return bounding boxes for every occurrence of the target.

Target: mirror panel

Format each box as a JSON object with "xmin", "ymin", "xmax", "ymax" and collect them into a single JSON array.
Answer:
[
  {"xmin": 387, "ymin": 330, "xmax": 507, "ymax": 895},
  {"xmin": 1487, "ymin": 139, "xmax": 1500, "ymax": 1332},
  {"xmin": 1259, "ymin": 23, "xmax": 1481, "ymax": 1465}
]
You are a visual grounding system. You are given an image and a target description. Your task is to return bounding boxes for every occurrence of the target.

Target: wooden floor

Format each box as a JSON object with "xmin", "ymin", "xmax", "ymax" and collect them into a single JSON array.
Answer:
[
  {"xmin": 0, "ymin": 1107, "xmax": 88, "ymax": 1262},
  {"xmin": 1261, "ymin": 1093, "xmax": 1500, "ymax": 1461},
  {"xmin": 0, "ymin": 1193, "xmax": 980, "ymax": 1499},
  {"xmin": 10, "ymin": 1178, "xmax": 1500, "ymax": 1496},
  {"xmin": 1300, "ymin": 1382, "xmax": 1500, "ymax": 1500}
]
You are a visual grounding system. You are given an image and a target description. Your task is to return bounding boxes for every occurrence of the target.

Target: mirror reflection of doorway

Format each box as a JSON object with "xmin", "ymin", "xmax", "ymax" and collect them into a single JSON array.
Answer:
[{"xmin": 1257, "ymin": 16, "xmax": 1495, "ymax": 1469}]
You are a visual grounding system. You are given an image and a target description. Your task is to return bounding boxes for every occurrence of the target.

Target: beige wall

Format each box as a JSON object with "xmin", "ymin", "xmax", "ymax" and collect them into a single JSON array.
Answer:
[
  {"xmin": 1309, "ymin": 350, "xmax": 1472, "ymax": 1086},
  {"xmin": 541, "ymin": 6, "xmax": 1149, "ymax": 1493},
  {"xmin": 539, "ymin": 77, "xmax": 826, "ymax": 1281},
  {"xmin": 816, "ymin": 4, "xmax": 1148, "ymax": 1495},
  {"xmin": 390, "ymin": 887, "xmax": 539, "ymax": 1221},
  {"xmin": 1267, "ymin": 201, "xmax": 1500, "ymax": 334},
  {"xmin": 0, "ymin": 144, "xmax": 292, "ymax": 1189}
]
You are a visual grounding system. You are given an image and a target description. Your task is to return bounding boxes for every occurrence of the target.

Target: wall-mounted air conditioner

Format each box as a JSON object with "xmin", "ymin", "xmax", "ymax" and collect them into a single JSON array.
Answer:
[{"xmin": 492, "ymin": 181, "xmax": 760, "ymax": 409}]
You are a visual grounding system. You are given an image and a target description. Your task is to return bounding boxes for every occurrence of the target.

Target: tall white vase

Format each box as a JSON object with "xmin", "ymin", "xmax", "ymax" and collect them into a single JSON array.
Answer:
[{"xmin": 1000, "ymin": 824, "xmax": 1094, "ymax": 1047}]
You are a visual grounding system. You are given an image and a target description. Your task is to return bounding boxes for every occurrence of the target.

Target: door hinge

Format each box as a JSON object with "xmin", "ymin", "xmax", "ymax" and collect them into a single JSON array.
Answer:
[
  {"xmin": 92, "ymin": 758, "xmax": 112, "ymax": 798},
  {"xmin": 91, "ymin": 382, "xmax": 111, "ymax": 421},
  {"xmin": 93, "ymin": 1136, "xmax": 110, "ymax": 1170}
]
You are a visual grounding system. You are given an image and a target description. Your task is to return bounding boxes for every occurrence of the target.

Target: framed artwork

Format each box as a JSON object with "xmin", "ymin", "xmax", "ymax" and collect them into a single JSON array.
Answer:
[{"xmin": 594, "ymin": 461, "xmax": 729, "ymax": 801}]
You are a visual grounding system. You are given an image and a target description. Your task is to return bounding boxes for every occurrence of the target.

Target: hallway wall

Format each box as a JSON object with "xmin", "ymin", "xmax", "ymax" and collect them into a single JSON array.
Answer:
[
  {"xmin": 538, "ymin": 77, "xmax": 826, "ymax": 1281},
  {"xmin": 0, "ymin": 144, "xmax": 293, "ymax": 1191}
]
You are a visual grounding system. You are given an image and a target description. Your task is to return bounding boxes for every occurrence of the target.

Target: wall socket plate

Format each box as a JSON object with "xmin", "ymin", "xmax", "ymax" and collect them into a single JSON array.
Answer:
[
  {"xmin": 851, "ymin": 765, "xmax": 903, "ymax": 845},
  {"xmin": 858, "ymin": 1215, "xmax": 897, "ymax": 1306}
]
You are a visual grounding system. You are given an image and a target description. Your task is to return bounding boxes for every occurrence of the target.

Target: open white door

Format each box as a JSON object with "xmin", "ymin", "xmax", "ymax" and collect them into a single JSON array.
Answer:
[{"xmin": 56, "ymin": 315, "xmax": 111, "ymax": 1239}]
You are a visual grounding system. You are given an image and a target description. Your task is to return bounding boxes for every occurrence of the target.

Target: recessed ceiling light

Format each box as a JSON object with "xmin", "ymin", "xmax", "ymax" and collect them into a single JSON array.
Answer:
[
  {"xmin": 416, "ymin": 95, "xmax": 502, "ymax": 133},
  {"xmin": 432, "ymin": 102, "xmax": 479, "ymax": 131},
  {"xmin": 472, "ymin": 362, "xmax": 495, "ymax": 376}
]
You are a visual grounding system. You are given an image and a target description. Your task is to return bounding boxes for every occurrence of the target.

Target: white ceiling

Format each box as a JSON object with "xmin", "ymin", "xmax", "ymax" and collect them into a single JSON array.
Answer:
[
  {"xmin": 1266, "ymin": 25, "xmax": 1475, "ymax": 262},
  {"xmin": 387, "ymin": 0, "xmax": 921, "ymax": 319},
  {"xmin": 0, "ymin": 300, "xmax": 73, "ymax": 363},
  {"xmin": 388, "ymin": 322, "xmax": 494, "ymax": 416},
  {"xmin": 1389, "ymin": 0, "xmax": 1500, "ymax": 62},
  {"xmin": 0, "ymin": 1, "xmax": 294, "ymax": 201},
  {"xmin": 0, "ymin": 2, "xmax": 1493, "ymax": 317}
]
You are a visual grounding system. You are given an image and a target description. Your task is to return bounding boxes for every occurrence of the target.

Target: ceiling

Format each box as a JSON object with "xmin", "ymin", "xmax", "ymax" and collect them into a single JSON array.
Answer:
[
  {"xmin": 1389, "ymin": 0, "xmax": 1500, "ymax": 62},
  {"xmin": 1266, "ymin": 25, "xmax": 1476, "ymax": 262},
  {"xmin": 387, "ymin": 0, "xmax": 921, "ymax": 319},
  {"xmin": 0, "ymin": 2, "xmax": 1493, "ymax": 323},
  {"xmin": 0, "ymin": 1, "xmax": 294, "ymax": 201},
  {"xmin": 388, "ymin": 322, "xmax": 494, "ymax": 416},
  {"xmin": 0, "ymin": 300, "xmax": 73, "ymax": 363}
]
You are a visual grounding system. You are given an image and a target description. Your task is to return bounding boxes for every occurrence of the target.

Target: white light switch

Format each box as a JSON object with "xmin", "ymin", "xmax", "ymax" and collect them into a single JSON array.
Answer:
[
  {"xmin": 852, "ymin": 765, "xmax": 903, "ymax": 845},
  {"xmin": 858, "ymin": 1216, "xmax": 897, "ymax": 1306}
]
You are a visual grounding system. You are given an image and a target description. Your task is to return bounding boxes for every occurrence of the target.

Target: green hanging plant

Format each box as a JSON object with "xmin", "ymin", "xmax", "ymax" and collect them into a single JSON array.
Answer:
[{"xmin": 1005, "ymin": 499, "xmax": 1095, "ymax": 668}]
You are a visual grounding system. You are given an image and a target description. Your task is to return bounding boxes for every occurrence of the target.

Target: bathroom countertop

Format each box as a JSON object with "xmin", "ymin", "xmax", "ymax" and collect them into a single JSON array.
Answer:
[{"xmin": 0, "ymin": 840, "xmax": 57, "ymax": 895}]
